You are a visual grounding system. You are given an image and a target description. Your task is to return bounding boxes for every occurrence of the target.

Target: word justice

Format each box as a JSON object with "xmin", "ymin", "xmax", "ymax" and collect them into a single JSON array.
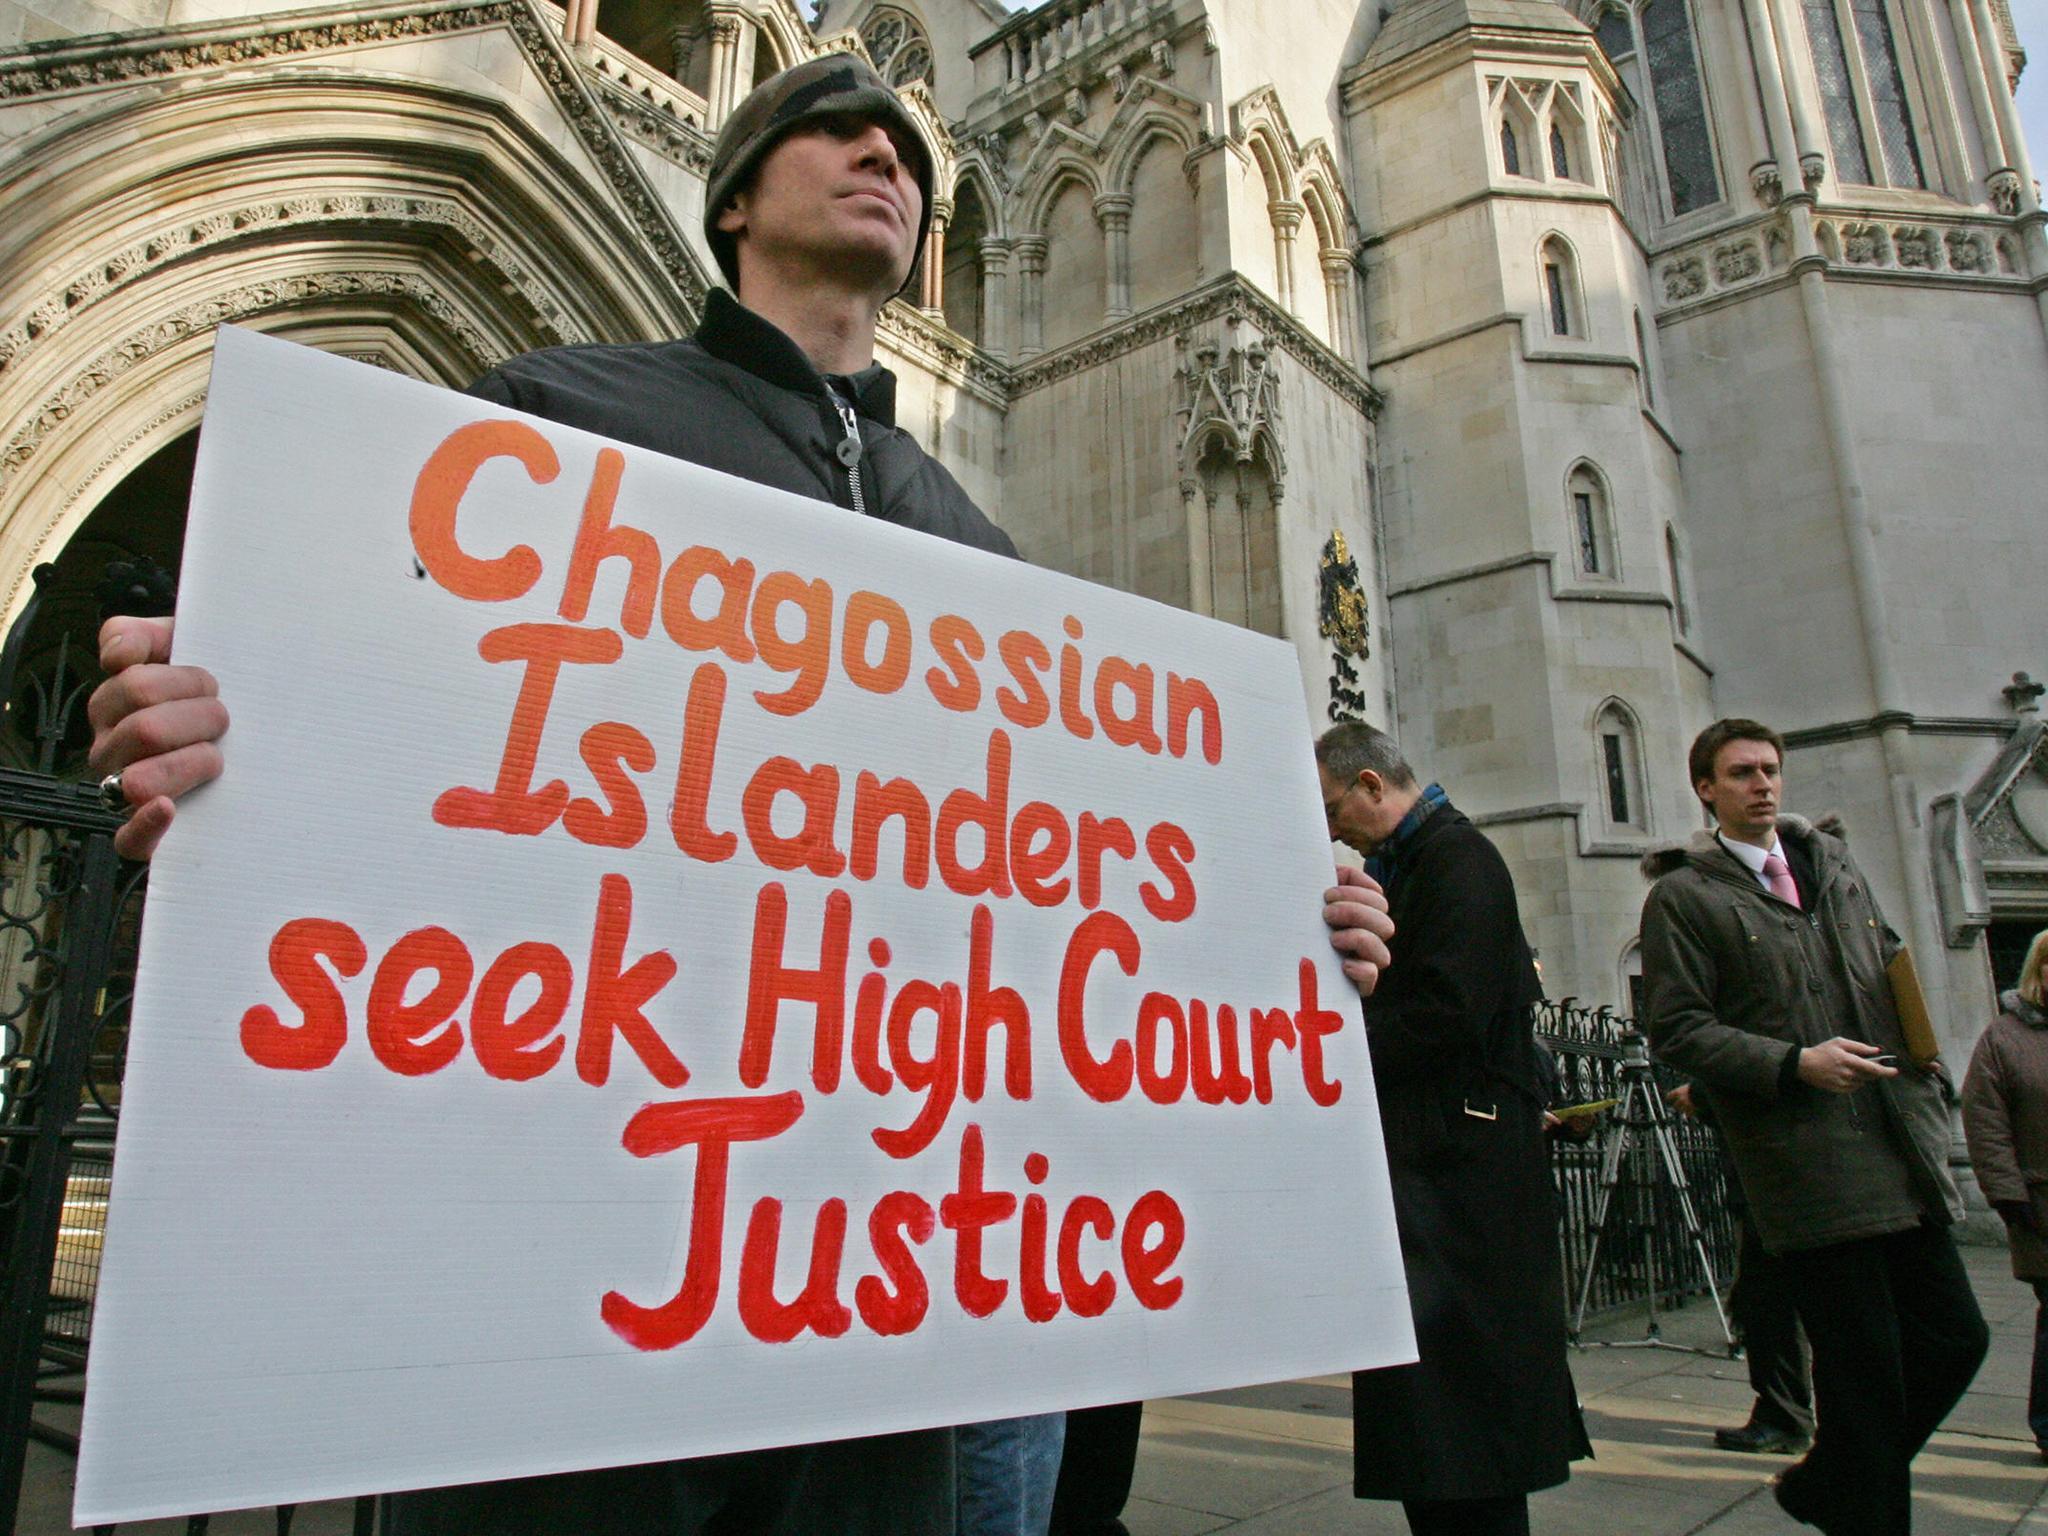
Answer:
[
  {"xmin": 410, "ymin": 419, "xmax": 1223, "ymax": 760},
  {"xmin": 237, "ymin": 879, "xmax": 1349, "ymax": 1156},
  {"xmin": 602, "ymin": 1114, "xmax": 1186, "ymax": 1350}
]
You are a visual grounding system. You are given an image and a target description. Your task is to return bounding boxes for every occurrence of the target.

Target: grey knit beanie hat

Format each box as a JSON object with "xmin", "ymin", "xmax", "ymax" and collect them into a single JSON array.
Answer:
[{"xmin": 703, "ymin": 52, "xmax": 935, "ymax": 292}]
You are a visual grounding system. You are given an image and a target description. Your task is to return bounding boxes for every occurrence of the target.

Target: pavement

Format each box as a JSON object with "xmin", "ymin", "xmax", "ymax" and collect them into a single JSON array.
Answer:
[{"xmin": 13, "ymin": 1243, "xmax": 2045, "ymax": 1535}]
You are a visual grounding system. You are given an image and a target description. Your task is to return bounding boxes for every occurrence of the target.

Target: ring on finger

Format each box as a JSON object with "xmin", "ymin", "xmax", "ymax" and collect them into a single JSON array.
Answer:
[{"xmin": 98, "ymin": 772, "xmax": 128, "ymax": 815}]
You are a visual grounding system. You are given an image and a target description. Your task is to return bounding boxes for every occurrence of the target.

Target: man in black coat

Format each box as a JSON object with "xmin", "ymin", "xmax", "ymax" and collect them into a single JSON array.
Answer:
[
  {"xmin": 87, "ymin": 52, "xmax": 1400, "ymax": 1536},
  {"xmin": 1316, "ymin": 723, "xmax": 1584, "ymax": 1536}
]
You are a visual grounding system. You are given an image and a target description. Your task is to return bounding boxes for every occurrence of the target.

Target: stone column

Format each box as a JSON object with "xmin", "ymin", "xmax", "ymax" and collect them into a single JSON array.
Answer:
[
  {"xmin": 1180, "ymin": 476, "xmax": 1212, "ymax": 617},
  {"xmin": 1947, "ymin": 0, "xmax": 2010, "ymax": 201},
  {"xmin": 1763, "ymin": 0, "xmax": 1828, "ymax": 188},
  {"xmin": 921, "ymin": 203, "xmax": 950, "ymax": 316},
  {"xmin": 1095, "ymin": 193, "xmax": 1133, "ymax": 321},
  {"xmin": 1320, "ymin": 249, "xmax": 1356, "ymax": 360},
  {"xmin": 1271, "ymin": 201, "xmax": 1304, "ymax": 315},
  {"xmin": 1737, "ymin": 0, "xmax": 1803, "ymax": 195},
  {"xmin": 562, "ymin": 0, "xmax": 597, "ymax": 47},
  {"xmin": 1013, "ymin": 235, "xmax": 1048, "ymax": 358},
  {"xmin": 1965, "ymin": 0, "xmax": 2048, "ymax": 336},
  {"xmin": 979, "ymin": 238, "xmax": 1012, "ymax": 358},
  {"xmin": 704, "ymin": 12, "xmax": 746, "ymax": 129}
]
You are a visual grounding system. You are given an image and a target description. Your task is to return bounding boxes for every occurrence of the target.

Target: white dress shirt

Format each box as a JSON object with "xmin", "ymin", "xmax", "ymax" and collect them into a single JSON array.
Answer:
[{"xmin": 1716, "ymin": 830, "xmax": 1782, "ymax": 893}]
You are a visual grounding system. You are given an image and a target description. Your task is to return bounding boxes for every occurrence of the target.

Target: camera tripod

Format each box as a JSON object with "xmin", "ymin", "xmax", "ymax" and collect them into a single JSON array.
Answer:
[{"xmin": 1567, "ymin": 1031, "xmax": 1735, "ymax": 1354}]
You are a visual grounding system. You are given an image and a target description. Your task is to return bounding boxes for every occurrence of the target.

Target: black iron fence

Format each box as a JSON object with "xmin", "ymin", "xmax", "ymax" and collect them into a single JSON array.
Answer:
[{"xmin": 1537, "ymin": 998, "xmax": 1741, "ymax": 1322}]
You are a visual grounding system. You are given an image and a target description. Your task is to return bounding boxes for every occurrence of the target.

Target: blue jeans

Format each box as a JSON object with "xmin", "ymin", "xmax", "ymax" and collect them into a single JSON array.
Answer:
[
  {"xmin": 957, "ymin": 1412, "xmax": 1067, "ymax": 1536},
  {"xmin": 2033, "ymin": 1280, "xmax": 2048, "ymax": 1449}
]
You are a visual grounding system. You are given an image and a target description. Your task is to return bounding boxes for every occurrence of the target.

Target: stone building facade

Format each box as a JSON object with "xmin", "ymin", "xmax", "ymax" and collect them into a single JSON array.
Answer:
[{"xmin": 0, "ymin": 0, "xmax": 2043, "ymax": 1064}]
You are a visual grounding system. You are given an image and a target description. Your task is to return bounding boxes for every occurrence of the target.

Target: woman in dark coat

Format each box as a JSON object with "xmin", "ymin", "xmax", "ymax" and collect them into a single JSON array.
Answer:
[
  {"xmin": 1318, "ymin": 724, "xmax": 1586, "ymax": 1536},
  {"xmin": 1961, "ymin": 928, "xmax": 2048, "ymax": 1459}
]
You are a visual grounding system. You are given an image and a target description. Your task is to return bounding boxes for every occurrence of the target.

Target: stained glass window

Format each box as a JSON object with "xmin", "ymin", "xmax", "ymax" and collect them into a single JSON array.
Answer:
[
  {"xmin": 1803, "ymin": 0, "xmax": 1872, "ymax": 183},
  {"xmin": 1642, "ymin": 0, "xmax": 1721, "ymax": 214},
  {"xmin": 1575, "ymin": 491, "xmax": 1601, "ymax": 571},
  {"xmin": 1851, "ymin": 0, "xmax": 1924, "ymax": 187},
  {"xmin": 1548, "ymin": 263, "xmax": 1572, "ymax": 335},
  {"xmin": 861, "ymin": 6, "xmax": 932, "ymax": 88},
  {"xmin": 1551, "ymin": 124, "xmax": 1571, "ymax": 178},
  {"xmin": 1502, "ymin": 121, "xmax": 1523, "ymax": 176}
]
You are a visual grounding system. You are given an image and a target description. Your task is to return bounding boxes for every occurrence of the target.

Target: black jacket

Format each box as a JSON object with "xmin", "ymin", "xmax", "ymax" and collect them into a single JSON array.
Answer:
[
  {"xmin": 466, "ymin": 289, "xmax": 1015, "ymax": 561},
  {"xmin": 1351, "ymin": 800, "xmax": 1583, "ymax": 1502},
  {"xmin": 382, "ymin": 295, "xmax": 987, "ymax": 1536}
]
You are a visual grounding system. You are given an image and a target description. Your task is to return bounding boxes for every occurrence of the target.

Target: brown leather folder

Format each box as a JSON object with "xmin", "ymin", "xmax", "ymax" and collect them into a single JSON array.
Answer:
[{"xmin": 1886, "ymin": 948, "xmax": 1941, "ymax": 1069}]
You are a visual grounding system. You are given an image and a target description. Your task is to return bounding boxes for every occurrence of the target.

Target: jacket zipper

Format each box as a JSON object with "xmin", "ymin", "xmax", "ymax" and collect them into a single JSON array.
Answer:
[{"xmin": 829, "ymin": 392, "xmax": 866, "ymax": 516}]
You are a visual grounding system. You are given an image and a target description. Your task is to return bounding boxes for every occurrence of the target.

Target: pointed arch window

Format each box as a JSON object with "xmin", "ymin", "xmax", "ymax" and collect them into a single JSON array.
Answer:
[
  {"xmin": 1595, "ymin": 700, "xmax": 1649, "ymax": 833},
  {"xmin": 1541, "ymin": 236, "xmax": 1582, "ymax": 338},
  {"xmin": 1665, "ymin": 525, "xmax": 1691, "ymax": 633},
  {"xmin": 1551, "ymin": 124, "xmax": 1571, "ymax": 178},
  {"xmin": 1598, "ymin": 2, "xmax": 1723, "ymax": 218},
  {"xmin": 1568, "ymin": 463, "xmax": 1615, "ymax": 577},
  {"xmin": 1502, "ymin": 120, "xmax": 1524, "ymax": 177},
  {"xmin": 1633, "ymin": 308, "xmax": 1656, "ymax": 407},
  {"xmin": 861, "ymin": 5, "xmax": 934, "ymax": 88},
  {"xmin": 1803, "ymin": 0, "xmax": 1925, "ymax": 188}
]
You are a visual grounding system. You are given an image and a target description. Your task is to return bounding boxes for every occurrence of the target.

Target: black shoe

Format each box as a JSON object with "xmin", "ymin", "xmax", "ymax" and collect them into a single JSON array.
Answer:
[
  {"xmin": 1772, "ymin": 1462, "xmax": 1828, "ymax": 1529},
  {"xmin": 1716, "ymin": 1420, "xmax": 1809, "ymax": 1454}
]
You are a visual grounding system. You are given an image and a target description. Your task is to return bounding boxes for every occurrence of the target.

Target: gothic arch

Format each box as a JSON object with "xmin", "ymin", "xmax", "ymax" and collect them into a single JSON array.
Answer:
[
  {"xmin": 1015, "ymin": 140, "xmax": 1103, "ymax": 234},
  {"xmin": 1590, "ymin": 696, "xmax": 1650, "ymax": 833},
  {"xmin": 948, "ymin": 161, "xmax": 1008, "ymax": 241},
  {"xmin": 1538, "ymin": 231, "xmax": 1586, "ymax": 337},
  {"xmin": 858, "ymin": 3, "xmax": 934, "ymax": 88},
  {"xmin": 1185, "ymin": 424, "xmax": 1285, "ymax": 636},
  {"xmin": 1102, "ymin": 111, "xmax": 1199, "ymax": 198},
  {"xmin": 1563, "ymin": 458, "xmax": 1617, "ymax": 577},
  {"xmin": 0, "ymin": 70, "xmax": 698, "ymax": 631},
  {"xmin": 1244, "ymin": 125, "xmax": 1295, "ymax": 206}
]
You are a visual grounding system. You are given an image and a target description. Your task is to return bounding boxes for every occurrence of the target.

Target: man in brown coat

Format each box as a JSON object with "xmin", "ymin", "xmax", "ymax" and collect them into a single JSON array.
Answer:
[
  {"xmin": 1961, "ymin": 927, "xmax": 2048, "ymax": 1459},
  {"xmin": 1639, "ymin": 719, "xmax": 1987, "ymax": 1535}
]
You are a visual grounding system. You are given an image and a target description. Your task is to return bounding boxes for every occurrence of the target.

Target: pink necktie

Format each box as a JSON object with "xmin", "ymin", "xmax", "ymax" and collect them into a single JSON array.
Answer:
[{"xmin": 1762, "ymin": 852, "xmax": 1800, "ymax": 909}]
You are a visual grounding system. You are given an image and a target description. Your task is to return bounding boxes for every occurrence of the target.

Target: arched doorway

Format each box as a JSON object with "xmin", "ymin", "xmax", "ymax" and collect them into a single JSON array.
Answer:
[{"xmin": 0, "ymin": 432, "xmax": 193, "ymax": 777}]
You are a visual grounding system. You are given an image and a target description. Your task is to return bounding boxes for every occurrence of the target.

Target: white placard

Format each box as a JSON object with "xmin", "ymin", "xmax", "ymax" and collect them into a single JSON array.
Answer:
[{"xmin": 76, "ymin": 325, "xmax": 1412, "ymax": 1523}]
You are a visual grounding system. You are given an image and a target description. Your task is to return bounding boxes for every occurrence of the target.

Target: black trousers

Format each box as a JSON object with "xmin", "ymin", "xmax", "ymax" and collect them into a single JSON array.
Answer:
[
  {"xmin": 1049, "ymin": 1402, "xmax": 1144, "ymax": 1535},
  {"xmin": 1732, "ymin": 1213, "xmax": 1811, "ymax": 1434},
  {"xmin": 1400, "ymin": 1494, "xmax": 1529, "ymax": 1535},
  {"xmin": 1779, "ymin": 1223, "xmax": 1989, "ymax": 1535}
]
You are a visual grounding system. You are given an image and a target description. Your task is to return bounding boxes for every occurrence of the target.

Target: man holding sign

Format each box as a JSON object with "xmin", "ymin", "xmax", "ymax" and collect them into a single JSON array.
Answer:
[{"xmin": 86, "ymin": 50, "xmax": 1397, "ymax": 1536}]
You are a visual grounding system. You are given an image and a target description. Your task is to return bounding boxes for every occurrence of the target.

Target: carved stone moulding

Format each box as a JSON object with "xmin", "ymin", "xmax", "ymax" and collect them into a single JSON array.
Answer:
[
  {"xmin": 1659, "ymin": 256, "xmax": 1705, "ymax": 303},
  {"xmin": 1711, "ymin": 240, "xmax": 1760, "ymax": 285},
  {"xmin": 1987, "ymin": 169, "xmax": 2022, "ymax": 217},
  {"xmin": 0, "ymin": 1, "xmax": 709, "ymax": 317},
  {"xmin": 1806, "ymin": 217, "xmax": 2017, "ymax": 281},
  {"xmin": 0, "ymin": 195, "xmax": 587, "ymax": 388},
  {"xmin": 1749, "ymin": 160, "xmax": 1782, "ymax": 208},
  {"xmin": 1, "ymin": 270, "xmax": 507, "ymax": 492},
  {"xmin": 0, "ymin": 5, "xmax": 512, "ymax": 99}
]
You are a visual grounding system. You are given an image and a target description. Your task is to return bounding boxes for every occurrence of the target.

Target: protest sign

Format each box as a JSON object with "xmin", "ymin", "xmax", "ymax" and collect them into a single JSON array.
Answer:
[{"xmin": 75, "ymin": 325, "xmax": 1412, "ymax": 1522}]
